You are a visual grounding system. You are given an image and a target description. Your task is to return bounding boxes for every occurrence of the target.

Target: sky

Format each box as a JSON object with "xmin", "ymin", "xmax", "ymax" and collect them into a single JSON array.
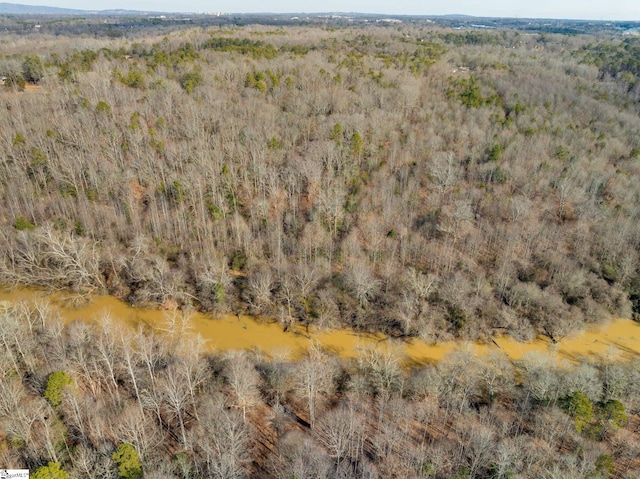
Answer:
[{"xmin": 11, "ymin": 0, "xmax": 640, "ymax": 21}]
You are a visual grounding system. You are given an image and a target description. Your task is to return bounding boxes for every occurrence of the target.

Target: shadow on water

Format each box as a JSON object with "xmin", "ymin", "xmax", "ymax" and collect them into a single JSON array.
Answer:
[{"xmin": 403, "ymin": 355, "xmax": 438, "ymax": 369}]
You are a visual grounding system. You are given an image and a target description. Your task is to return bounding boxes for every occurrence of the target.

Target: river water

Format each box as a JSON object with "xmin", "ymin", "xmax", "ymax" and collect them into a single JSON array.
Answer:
[{"xmin": 2, "ymin": 287, "xmax": 639, "ymax": 364}]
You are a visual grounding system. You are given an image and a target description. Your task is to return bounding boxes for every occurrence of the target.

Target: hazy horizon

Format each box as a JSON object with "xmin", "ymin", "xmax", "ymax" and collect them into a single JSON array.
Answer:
[{"xmin": 3, "ymin": 0, "xmax": 640, "ymax": 21}]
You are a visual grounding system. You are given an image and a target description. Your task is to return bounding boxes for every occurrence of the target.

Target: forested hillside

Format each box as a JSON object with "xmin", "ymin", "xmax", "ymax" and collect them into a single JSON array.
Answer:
[
  {"xmin": 1, "ymin": 23, "xmax": 640, "ymax": 343},
  {"xmin": 1, "ymin": 301, "xmax": 640, "ymax": 478}
]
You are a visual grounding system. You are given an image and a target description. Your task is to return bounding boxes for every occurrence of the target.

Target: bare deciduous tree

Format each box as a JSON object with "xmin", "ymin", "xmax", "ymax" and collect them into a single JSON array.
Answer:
[
  {"xmin": 223, "ymin": 350, "xmax": 261, "ymax": 422},
  {"xmin": 293, "ymin": 344, "xmax": 337, "ymax": 428}
]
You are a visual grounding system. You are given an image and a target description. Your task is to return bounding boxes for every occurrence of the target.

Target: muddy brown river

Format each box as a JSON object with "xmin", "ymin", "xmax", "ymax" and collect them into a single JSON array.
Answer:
[{"xmin": 2, "ymin": 287, "xmax": 640, "ymax": 364}]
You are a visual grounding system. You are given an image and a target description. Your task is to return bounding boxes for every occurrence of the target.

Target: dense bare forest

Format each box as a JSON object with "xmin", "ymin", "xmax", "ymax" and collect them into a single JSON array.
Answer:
[
  {"xmin": 1, "ymin": 301, "xmax": 640, "ymax": 478},
  {"xmin": 2, "ymin": 18, "xmax": 640, "ymax": 478},
  {"xmin": 1, "ymin": 23, "xmax": 640, "ymax": 343},
  {"xmin": 2, "ymin": 21, "xmax": 640, "ymax": 344}
]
